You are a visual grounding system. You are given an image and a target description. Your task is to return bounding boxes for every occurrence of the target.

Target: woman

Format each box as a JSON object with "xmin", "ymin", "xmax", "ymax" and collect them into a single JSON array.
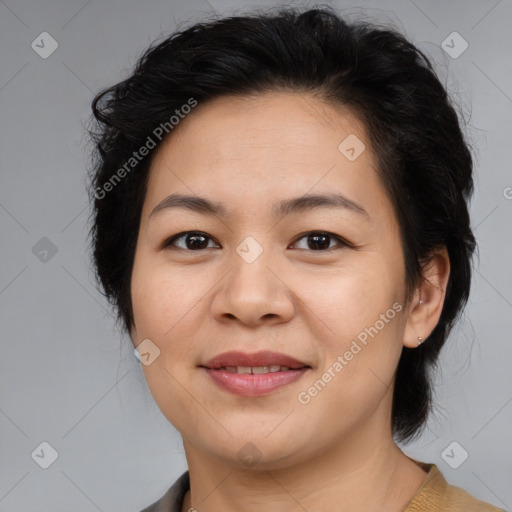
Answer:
[{"xmin": 87, "ymin": 6, "xmax": 505, "ymax": 512}]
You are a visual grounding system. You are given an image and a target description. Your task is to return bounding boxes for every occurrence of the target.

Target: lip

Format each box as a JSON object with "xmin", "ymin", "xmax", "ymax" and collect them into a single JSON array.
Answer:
[
  {"xmin": 201, "ymin": 350, "xmax": 310, "ymax": 370},
  {"xmin": 202, "ymin": 367, "xmax": 310, "ymax": 397}
]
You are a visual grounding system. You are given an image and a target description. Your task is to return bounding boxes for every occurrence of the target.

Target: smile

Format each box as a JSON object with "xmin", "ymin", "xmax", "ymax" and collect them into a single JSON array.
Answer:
[{"xmin": 217, "ymin": 365, "xmax": 301, "ymax": 374}]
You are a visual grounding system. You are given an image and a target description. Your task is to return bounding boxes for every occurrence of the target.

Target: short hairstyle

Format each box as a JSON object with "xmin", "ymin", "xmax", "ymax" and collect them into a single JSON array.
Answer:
[{"xmin": 87, "ymin": 5, "xmax": 476, "ymax": 443}]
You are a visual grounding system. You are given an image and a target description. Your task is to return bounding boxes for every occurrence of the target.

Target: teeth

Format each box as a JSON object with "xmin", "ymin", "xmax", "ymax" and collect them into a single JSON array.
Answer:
[
  {"xmin": 251, "ymin": 366, "xmax": 269, "ymax": 374},
  {"xmin": 219, "ymin": 365, "xmax": 295, "ymax": 374}
]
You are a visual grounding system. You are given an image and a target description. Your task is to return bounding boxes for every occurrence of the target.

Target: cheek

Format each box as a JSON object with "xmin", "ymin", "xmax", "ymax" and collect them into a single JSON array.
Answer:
[
  {"xmin": 130, "ymin": 255, "xmax": 217, "ymax": 400},
  {"xmin": 298, "ymin": 262, "xmax": 405, "ymax": 392},
  {"xmin": 300, "ymin": 262, "xmax": 399, "ymax": 339},
  {"xmin": 131, "ymin": 255, "xmax": 204, "ymax": 337},
  {"xmin": 131, "ymin": 257, "xmax": 209, "ymax": 430}
]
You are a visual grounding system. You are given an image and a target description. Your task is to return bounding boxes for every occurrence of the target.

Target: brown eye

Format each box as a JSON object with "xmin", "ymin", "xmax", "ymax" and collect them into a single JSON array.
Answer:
[
  {"xmin": 290, "ymin": 231, "xmax": 348, "ymax": 251},
  {"xmin": 164, "ymin": 231, "xmax": 219, "ymax": 250}
]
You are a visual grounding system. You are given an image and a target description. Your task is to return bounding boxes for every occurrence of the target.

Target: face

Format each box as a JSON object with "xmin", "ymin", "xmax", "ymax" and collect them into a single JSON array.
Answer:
[{"xmin": 130, "ymin": 91, "xmax": 413, "ymax": 470}]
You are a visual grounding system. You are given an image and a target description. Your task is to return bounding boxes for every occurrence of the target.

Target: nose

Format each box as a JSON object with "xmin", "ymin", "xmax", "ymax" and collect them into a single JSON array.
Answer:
[{"xmin": 210, "ymin": 244, "xmax": 295, "ymax": 327}]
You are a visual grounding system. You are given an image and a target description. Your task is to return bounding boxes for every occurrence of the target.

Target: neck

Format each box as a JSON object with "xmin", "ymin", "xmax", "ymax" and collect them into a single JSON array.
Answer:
[{"xmin": 181, "ymin": 429, "xmax": 427, "ymax": 512}]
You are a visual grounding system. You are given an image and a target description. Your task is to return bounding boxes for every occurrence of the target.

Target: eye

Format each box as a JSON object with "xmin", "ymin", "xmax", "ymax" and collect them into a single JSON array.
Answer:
[
  {"xmin": 289, "ymin": 231, "xmax": 350, "ymax": 251},
  {"xmin": 163, "ymin": 230, "xmax": 350, "ymax": 252},
  {"xmin": 163, "ymin": 231, "xmax": 219, "ymax": 250}
]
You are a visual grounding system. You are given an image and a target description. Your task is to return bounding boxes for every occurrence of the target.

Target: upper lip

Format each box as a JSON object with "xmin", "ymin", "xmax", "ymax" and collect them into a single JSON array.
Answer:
[{"xmin": 201, "ymin": 350, "xmax": 311, "ymax": 369}]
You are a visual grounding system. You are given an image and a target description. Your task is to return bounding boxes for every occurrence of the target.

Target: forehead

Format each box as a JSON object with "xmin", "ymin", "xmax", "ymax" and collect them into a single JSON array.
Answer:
[
  {"xmin": 156, "ymin": 91, "xmax": 370, "ymax": 160},
  {"xmin": 142, "ymin": 91, "xmax": 390, "ymax": 224}
]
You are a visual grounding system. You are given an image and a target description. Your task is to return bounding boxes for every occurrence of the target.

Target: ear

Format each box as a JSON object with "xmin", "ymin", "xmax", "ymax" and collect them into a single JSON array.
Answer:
[{"xmin": 402, "ymin": 246, "xmax": 451, "ymax": 349}]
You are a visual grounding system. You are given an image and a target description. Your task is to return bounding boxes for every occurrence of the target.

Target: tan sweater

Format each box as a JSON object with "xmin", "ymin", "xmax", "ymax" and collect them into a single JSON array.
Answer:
[
  {"xmin": 140, "ymin": 461, "xmax": 507, "ymax": 512},
  {"xmin": 403, "ymin": 462, "xmax": 506, "ymax": 512}
]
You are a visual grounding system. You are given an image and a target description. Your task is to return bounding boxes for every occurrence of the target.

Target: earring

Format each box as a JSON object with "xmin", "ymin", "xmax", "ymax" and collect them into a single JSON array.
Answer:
[
  {"xmin": 419, "ymin": 299, "xmax": 425, "ymax": 304},
  {"xmin": 417, "ymin": 337, "xmax": 423, "ymax": 346}
]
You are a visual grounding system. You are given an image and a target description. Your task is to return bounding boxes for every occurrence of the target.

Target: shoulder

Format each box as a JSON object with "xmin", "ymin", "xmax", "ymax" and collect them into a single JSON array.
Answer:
[
  {"xmin": 404, "ymin": 463, "xmax": 506, "ymax": 512},
  {"xmin": 439, "ymin": 475, "xmax": 506, "ymax": 512},
  {"xmin": 139, "ymin": 470, "xmax": 190, "ymax": 512}
]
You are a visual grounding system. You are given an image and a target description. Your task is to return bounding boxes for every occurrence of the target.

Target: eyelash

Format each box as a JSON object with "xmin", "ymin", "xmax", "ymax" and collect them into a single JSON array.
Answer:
[{"xmin": 162, "ymin": 230, "xmax": 351, "ymax": 252}]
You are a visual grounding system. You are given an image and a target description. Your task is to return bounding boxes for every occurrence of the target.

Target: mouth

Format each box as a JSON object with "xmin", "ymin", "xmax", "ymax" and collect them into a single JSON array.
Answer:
[
  {"xmin": 199, "ymin": 350, "xmax": 312, "ymax": 397},
  {"xmin": 203, "ymin": 364, "xmax": 310, "ymax": 374}
]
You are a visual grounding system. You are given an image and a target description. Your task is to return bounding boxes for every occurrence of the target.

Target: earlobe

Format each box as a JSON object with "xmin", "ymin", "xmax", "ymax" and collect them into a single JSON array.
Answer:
[{"xmin": 402, "ymin": 247, "xmax": 451, "ymax": 349}]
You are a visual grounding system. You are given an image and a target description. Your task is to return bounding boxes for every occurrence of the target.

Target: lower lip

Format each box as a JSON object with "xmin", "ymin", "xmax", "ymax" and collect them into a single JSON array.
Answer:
[{"xmin": 202, "ymin": 367, "xmax": 309, "ymax": 397}]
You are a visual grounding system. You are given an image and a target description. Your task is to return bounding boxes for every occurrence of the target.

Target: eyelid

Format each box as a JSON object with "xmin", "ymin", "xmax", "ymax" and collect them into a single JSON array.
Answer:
[
  {"xmin": 163, "ymin": 230, "xmax": 351, "ymax": 251},
  {"xmin": 289, "ymin": 231, "xmax": 351, "ymax": 250}
]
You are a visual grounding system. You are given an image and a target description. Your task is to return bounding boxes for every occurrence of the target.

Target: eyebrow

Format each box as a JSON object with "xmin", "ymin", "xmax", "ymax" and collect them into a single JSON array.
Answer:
[{"xmin": 149, "ymin": 192, "xmax": 370, "ymax": 220}]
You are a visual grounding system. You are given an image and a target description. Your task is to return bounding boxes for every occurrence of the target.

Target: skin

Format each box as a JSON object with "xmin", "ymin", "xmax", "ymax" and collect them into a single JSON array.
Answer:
[{"xmin": 130, "ymin": 91, "xmax": 450, "ymax": 512}]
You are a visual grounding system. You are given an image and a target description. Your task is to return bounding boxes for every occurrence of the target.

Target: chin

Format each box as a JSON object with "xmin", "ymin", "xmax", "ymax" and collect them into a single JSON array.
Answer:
[{"xmin": 194, "ymin": 428, "xmax": 316, "ymax": 471}]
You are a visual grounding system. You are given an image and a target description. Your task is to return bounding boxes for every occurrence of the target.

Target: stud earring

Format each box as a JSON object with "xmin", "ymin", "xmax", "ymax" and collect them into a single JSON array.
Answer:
[
  {"xmin": 417, "ymin": 337, "xmax": 423, "ymax": 346},
  {"xmin": 419, "ymin": 299, "xmax": 425, "ymax": 304}
]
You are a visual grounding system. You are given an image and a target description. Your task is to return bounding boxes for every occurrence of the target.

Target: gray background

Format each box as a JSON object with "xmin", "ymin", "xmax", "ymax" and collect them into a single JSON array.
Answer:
[{"xmin": 1, "ymin": 0, "xmax": 511, "ymax": 510}]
